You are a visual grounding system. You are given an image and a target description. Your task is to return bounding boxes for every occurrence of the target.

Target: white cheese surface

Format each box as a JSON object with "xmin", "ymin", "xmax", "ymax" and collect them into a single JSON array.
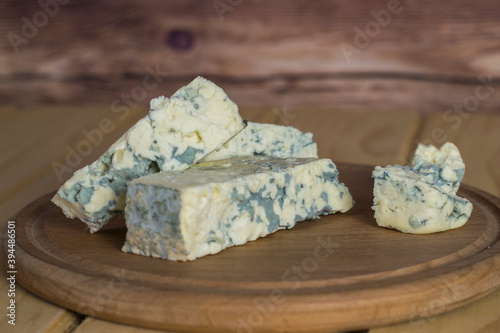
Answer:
[
  {"xmin": 410, "ymin": 142, "xmax": 465, "ymax": 195},
  {"xmin": 204, "ymin": 122, "xmax": 318, "ymax": 161},
  {"xmin": 122, "ymin": 157, "xmax": 354, "ymax": 261},
  {"xmin": 372, "ymin": 165, "xmax": 472, "ymax": 234},
  {"xmin": 52, "ymin": 76, "xmax": 245, "ymax": 232}
]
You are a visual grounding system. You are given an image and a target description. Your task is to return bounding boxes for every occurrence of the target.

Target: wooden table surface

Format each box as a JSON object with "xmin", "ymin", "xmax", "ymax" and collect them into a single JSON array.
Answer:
[{"xmin": 1, "ymin": 104, "xmax": 499, "ymax": 333}]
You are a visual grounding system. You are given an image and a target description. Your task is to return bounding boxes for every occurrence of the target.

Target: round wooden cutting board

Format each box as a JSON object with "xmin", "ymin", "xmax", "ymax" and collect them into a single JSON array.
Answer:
[{"xmin": 3, "ymin": 164, "xmax": 500, "ymax": 333}]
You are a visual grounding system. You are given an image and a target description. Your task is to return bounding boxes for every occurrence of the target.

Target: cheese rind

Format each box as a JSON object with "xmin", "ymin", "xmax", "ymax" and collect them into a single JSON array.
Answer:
[
  {"xmin": 122, "ymin": 157, "xmax": 354, "ymax": 261},
  {"xmin": 204, "ymin": 122, "xmax": 318, "ymax": 161},
  {"xmin": 372, "ymin": 165, "xmax": 472, "ymax": 234},
  {"xmin": 410, "ymin": 142, "xmax": 465, "ymax": 195},
  {"xmin": 52, "ymin": 77, "xmax": 245, "ymax": 232}
]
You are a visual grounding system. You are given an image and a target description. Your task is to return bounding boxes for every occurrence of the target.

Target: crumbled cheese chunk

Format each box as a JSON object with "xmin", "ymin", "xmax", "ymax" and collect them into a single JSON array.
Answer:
[
  {"xmin": 52, "ymin": 76, "xmax": 245, "ymax": 232},
  {"xmin": 122, "ymin": 157, "xmax": 354, "ymax": 261}
]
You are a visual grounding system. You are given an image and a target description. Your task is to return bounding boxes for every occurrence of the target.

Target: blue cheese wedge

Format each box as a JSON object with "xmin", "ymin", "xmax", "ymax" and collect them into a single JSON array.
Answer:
[
  {"xmin": 52, "ymin": 76, "xmax": 245, "ymax": 233},
  {"xmin": 122, "ymin": 157, "xmax": 354, "ymax": 261},
  {"xmin": 372, "ymin": 165, "xmax": 472, "ymax": 234},
  {"xmin": 203, "ymin": 122, "xmax": 318, "ymax": 161},
  {"xmin": 410, "ymin": 142, "xmax": 465, "ymax": 195}
]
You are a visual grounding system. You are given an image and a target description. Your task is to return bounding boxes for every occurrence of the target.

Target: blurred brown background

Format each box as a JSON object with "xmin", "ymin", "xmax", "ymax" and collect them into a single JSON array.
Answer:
[{"xmin": 1, "ymin": 0, "xmax": 499, "ymax": 111}]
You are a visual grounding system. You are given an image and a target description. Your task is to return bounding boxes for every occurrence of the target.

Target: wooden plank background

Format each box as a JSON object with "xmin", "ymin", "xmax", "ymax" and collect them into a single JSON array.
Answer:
[{"xmin": 0, "ymin": 0, "xmax": 499, "ymax": 112}]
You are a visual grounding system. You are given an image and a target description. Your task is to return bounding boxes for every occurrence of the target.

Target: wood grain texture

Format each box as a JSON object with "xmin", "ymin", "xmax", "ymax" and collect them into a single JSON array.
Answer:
[
  {"xmin": 1, "ymin": 0, "xmax": 499, "ymax": 109},
  {"xmin": 370, "ymin": 289, "xmax": 500, "ymax": 333},
  {"xmin": 74, "ymin": 317, "xmax": 171, "ymax": 333},
  {"xmin": 2, "ymin": 0, "xmax": 500, "ymax": 77},
  {"xmin": 2, "ymin": 77, "xmax": 500, "ymax": 113},
  {"xmin": 4, "ymin": 165, "xmax": 500, "ymax": 333}
]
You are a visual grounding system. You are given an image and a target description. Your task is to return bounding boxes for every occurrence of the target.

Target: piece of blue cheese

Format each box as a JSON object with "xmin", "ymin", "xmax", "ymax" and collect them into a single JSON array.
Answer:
[
  {"xmin": 203, "ymin": 122, "xmax": 318, "ymax": 161},
  {"xmin": 52, "ymin": 76, "xmax": 245, "ymax": 233},
  {"xmin": 122, "ymin": 157, "xmax": 354, "ymax": 261},
  {"xmin": 372, "ymin": 165, "xmax": 472, "ymax": 234},
  {"xmin": 410, "ymin": 142, "xmax": 465, "ymax": 195}
]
